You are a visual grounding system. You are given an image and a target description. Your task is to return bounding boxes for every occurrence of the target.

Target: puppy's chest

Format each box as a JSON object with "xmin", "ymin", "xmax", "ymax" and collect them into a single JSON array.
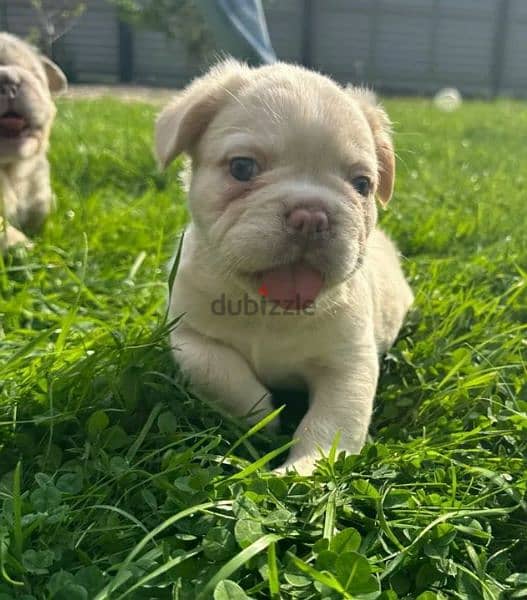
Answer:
[
  {"xmin": 204, "ymin": 312, "xmax": 331, "ymax": 386},
  {"xmin": 249, "ymin": 325, "xmax": 315, "ymax": 385}
]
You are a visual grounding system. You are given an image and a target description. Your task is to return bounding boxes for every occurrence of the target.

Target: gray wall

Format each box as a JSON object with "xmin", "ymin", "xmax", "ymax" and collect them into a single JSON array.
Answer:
[
  {"xmin": 1, "ymin": 0, "xmax": 119, "ymax": 81},
  {"xmin": 1, "ymin": 0, "xmax": 526, "ymax": 97}
]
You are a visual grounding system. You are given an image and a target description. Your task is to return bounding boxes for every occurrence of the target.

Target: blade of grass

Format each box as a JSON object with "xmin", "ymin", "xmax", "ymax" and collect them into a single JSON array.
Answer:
[
  {"xmin": 198, "ymin": 533, "xmax": 281, "ymax": 600},
  {"xmin": 115, "ymin": 547, "xmax": 202, "ymax": 599},
  {"xmin": 225, "ymin": 440, "xmax": 296, "ymax": 481},
  {"xmin": 96, "ymin": 500, "xmax": 233, "ymax": 599},
  {"xmin": 267, "ymin": 541, "xmax": 280, "ymax": 600},
  {"xmin": 12, "ymin": 462, "xmax": 22, "ymax": 561}
]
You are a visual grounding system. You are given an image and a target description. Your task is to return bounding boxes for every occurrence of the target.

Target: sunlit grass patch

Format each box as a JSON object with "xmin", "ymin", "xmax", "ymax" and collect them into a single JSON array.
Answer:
[{"xmin": 0, "ymin": 97, "xmax": 526, "ymax": 599}]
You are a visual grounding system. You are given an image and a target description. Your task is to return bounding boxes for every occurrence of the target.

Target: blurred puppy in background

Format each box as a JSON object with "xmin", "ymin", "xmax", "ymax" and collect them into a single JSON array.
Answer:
[
  {"xmin": 156, "ymin": 60, "xmax": 413, "ymax": 474},
  {"xmin": 0, "ymin": 32, "xmax": 67, "ymax": 251}
]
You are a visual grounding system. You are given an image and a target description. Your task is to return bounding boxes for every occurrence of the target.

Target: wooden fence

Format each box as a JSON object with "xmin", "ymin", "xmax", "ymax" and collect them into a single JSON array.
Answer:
[{"xmin": 1, "ymin": 0, "xmax": 526, "ymax": 97}]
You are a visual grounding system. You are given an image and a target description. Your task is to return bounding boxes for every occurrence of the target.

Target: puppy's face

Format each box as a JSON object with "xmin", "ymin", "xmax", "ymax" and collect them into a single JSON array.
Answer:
[
  {"xmin": 0, "ymin": 33, "xmax": 67, "ymax": 164},
  {"xmin": 157, "ymin": 61, "xmax": 394, "ymax": 306}
]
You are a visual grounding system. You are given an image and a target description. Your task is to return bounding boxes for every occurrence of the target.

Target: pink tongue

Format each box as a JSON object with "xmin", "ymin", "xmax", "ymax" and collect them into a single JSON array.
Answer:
[
  {"xmin": 0, "ymin": 117, "xmax": 26, "ymax": 135},
  {"xmin": 261, "ymin": 264, "xmax": 324, "ymax": 308}
]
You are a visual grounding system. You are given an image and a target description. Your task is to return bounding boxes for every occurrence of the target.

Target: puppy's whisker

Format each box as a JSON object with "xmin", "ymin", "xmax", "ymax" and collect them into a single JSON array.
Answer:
[
  {"xmin": 258, "ymin": 96, "xmax": 284, "ymax": 125},
  {"xmin": 221, "ymin": 86, "xmax": 250, "ymax": 115}
]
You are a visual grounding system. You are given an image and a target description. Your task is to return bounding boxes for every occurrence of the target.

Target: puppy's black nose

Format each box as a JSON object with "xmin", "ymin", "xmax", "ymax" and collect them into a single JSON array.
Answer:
[
  {"xmin": 286, "ymin": 207, "xmax": 329, "ymax": 235},
  {"xmin": 0, "ymin": 70, "xmax": 21, "ymax": 99}
]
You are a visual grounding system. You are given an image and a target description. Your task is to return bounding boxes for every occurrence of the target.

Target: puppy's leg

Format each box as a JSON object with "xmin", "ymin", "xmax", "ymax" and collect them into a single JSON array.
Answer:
[
  {"xmin": 276, "ymin": 345, "xmax": 379, "ymax": 475},
  {"xmin": 1, "ymin": 176, "xmax": 32, "ymax": 252},
  {"xmin": 17, "ymin": 165, "xmax": 54, "ymax": 235},
  {"xmin": 23, "ymin": 194, "xmax": 53, "ymax": 235},
  {"xmin": 172, "ymin": 326, "xmax": 276, "ymax": 426}
]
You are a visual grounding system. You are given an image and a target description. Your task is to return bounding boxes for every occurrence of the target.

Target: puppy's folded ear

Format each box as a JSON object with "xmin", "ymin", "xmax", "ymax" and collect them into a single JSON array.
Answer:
[
  {"xmin": 155, "ymin": 59, "xmax": 249, "ymax": 169},
  {"xmin": 348, "ymin": 88, "xmax": 395, "ymax": 205},
  {"xmin": 41, "ymin": 56, "xmax": 68, "ymax": 94}
]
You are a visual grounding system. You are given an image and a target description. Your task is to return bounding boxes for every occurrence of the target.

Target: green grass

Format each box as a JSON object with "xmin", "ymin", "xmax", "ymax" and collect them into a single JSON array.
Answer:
[{"xmin": 0, "ymin": 96, "xmax": 526, "ymax": 599}]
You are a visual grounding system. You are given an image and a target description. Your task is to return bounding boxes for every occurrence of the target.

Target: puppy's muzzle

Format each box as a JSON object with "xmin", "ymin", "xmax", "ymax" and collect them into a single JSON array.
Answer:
[
  {"xmin": 286, "ymin": 206, "xmax": 329, "ymax": 238},
  {"xmin": 0, "ymin": 69, "xmax": 21, "ymax": 100}
]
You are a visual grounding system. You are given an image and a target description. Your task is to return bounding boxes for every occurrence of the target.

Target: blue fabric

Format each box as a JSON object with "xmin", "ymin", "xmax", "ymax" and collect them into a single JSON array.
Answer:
[
  {"xmin": 196, "ymin": 0, "xmax": 276, "ymax": 64},
  {"xmin": 217, "ymin": 0, "xmax": 276, "ymax": 64}
]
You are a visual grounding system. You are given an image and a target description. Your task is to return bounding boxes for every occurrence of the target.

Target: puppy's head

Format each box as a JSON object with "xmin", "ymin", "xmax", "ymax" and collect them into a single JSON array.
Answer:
[
  {"xmin": 156, "ymin": 60, "xmax": 394, "ymax": 307},
  {"xmin": 0, "ymin": 33, "xmax": 67, "ymax": 164}
]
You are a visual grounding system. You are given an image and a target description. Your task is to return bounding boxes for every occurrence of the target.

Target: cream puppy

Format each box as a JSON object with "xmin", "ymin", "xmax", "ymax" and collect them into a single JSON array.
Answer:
[
  {"xmin": 0, "ymin": 33, "xmax": 67, "ymax": 251},
  {"xmin": 156, "ymin": 60, "xmax": 413, "ymax": 474}
]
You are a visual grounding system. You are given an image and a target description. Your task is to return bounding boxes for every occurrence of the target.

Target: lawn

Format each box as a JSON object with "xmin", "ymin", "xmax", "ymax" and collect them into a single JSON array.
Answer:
[{"xmin": 0, "ymin": 96, "xmax": 526, "ymax": 599}]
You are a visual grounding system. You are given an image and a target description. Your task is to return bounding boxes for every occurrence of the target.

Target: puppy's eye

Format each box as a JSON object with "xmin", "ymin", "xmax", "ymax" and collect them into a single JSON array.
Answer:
[
  {"xmin": 351, "ymin": 176, "xmax": 372, "ymax": 197},
  {"xmin": 230, "ymin": 157, "xmax": 259, "ymax": 182}
]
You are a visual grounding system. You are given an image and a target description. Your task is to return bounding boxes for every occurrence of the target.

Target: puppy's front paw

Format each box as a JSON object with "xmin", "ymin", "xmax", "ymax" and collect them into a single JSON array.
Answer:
[
  {"xmin": 273, "ymin": 454, "xmax": 318, "ymax": 476},
  {"xmin": 1, "ymin": 225, "xmax": 33, "ymax": 253}
]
